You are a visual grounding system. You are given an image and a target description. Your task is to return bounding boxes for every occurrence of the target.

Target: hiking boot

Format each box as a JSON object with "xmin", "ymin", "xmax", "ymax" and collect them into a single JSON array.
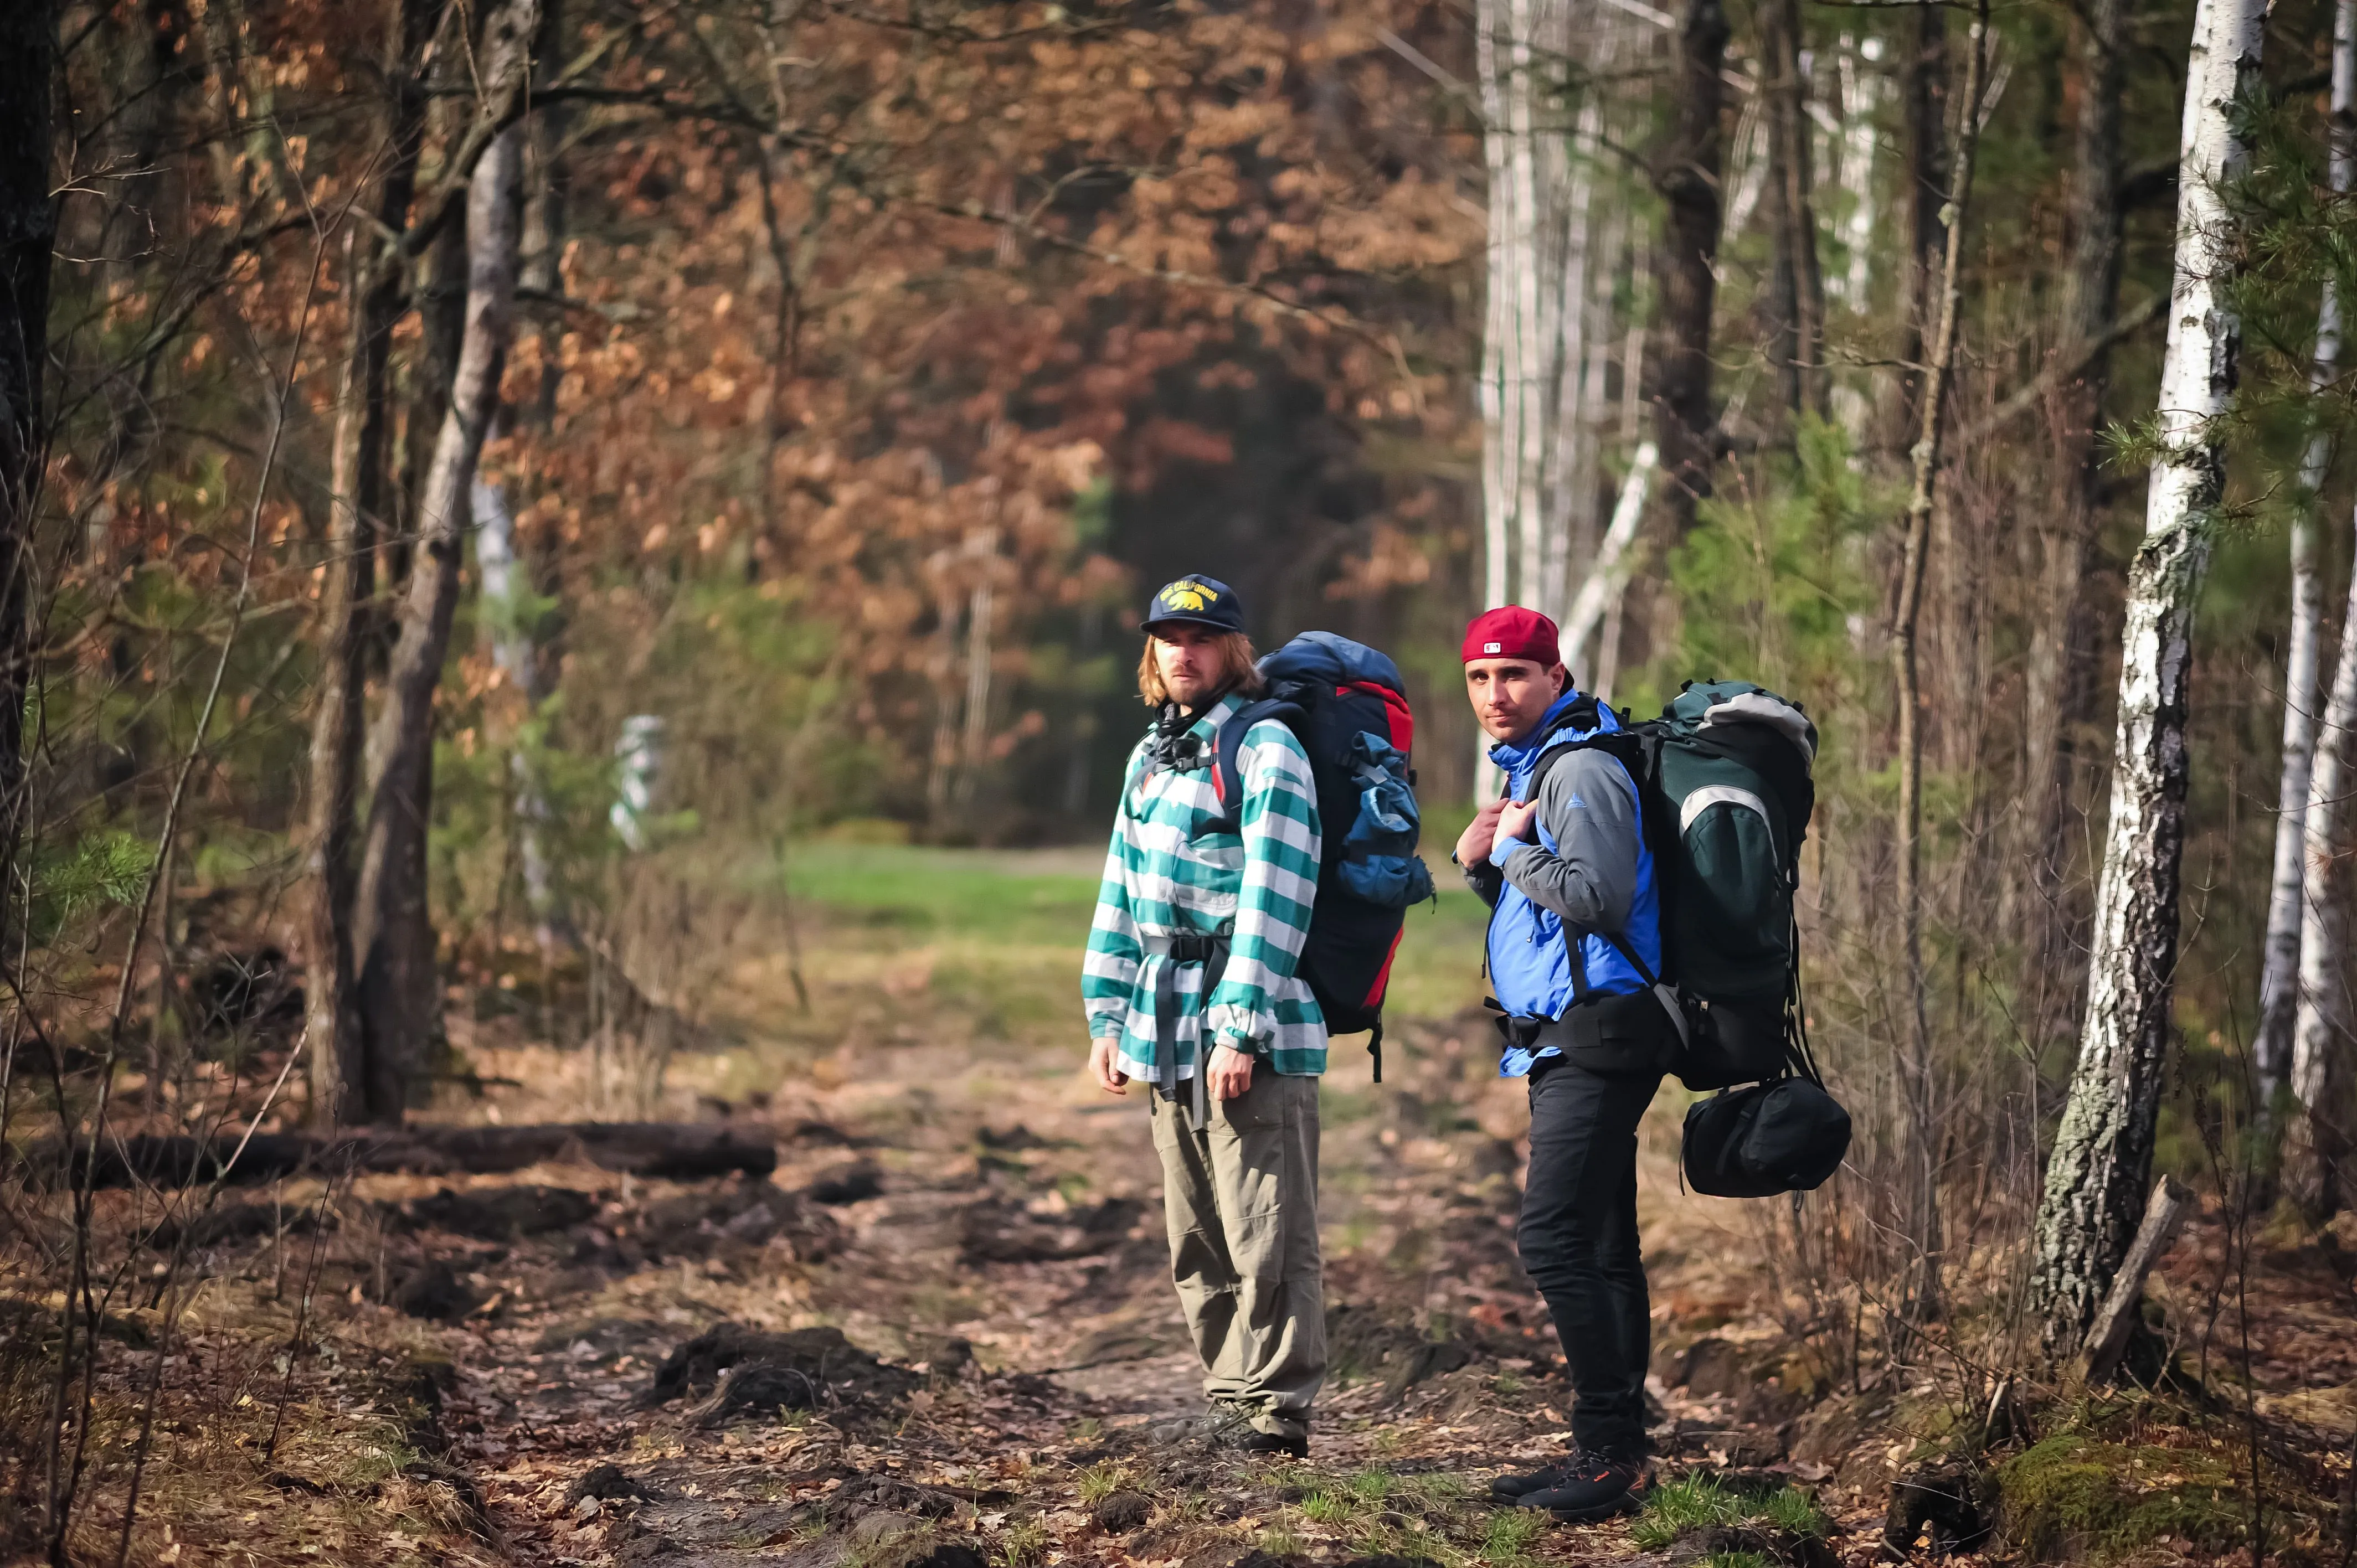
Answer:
[
  {"xmin": 1489, "ymin": 1460, "xmax": 1572, "ymax": 1502},
  {"xmin": 1228, "ymin": 1420, "xmax": 1308, "ymax": 1459},
  {"xmin": 1149, "ymin": 1403, "xmax": 1308, "ymax": 1458},
  {"xmin": 1516, "ymin": 1448, "xmax": 1646, "ymax": 1522},
  {"xmin": 1147, "ymin": 1403, "xmax": 1255, "ymax": 1448}
]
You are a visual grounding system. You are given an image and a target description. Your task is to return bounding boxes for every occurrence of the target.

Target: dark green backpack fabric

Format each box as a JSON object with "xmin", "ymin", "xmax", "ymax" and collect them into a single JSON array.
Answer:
[
  {"xmin": 1655, "ymin": 680, "xmax": 1816, "ymax": 1005},
  {"xmin": 1533, "ymin": 679, "xmax": 1818, "ymax": 1090}
]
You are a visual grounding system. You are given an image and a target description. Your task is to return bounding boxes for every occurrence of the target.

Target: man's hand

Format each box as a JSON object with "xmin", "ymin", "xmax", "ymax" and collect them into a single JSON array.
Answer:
[
  {"xmin": 1456, "ymin": 798, "xmax": 1508, "ymax": 868},
  {"xmin": 1497, "ymin": 797, "xmax": 1541, "ymax": 845},
  {"xmin": 1206, "ymin": 1043, "xmax": 1255, "ymax": 1101},
  {"xmin": 1088, "ymin": 1036, "xmax": 1130, "ymax": 1095}
]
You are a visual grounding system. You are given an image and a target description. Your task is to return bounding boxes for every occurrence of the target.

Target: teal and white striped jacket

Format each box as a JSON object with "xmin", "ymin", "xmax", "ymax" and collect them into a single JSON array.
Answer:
[{"xmin": 1082, "ymin": 692, "xmax": 1327, "ymax": 1078}]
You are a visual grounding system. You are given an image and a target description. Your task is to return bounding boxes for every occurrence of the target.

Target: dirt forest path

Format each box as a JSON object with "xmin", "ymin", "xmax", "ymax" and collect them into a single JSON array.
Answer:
[
  {"xmin": 148, "ymin": 847, "xmax": 2357, "ymax": 1566},
  {"xmin": 378, "ymin": 845, "xmax": 1824, "ymax": 1566}
]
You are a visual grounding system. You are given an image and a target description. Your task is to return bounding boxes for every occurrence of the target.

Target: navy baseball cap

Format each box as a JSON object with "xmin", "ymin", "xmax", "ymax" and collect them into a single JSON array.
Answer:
[{"xmin": 1141, "ymin": 575, "xmax": 1246, "ymax": 634}]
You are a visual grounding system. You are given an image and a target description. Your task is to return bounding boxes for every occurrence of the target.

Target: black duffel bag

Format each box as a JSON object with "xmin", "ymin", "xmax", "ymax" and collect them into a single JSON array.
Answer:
[{"xmin": 1680, "ymin": 1024, "xmax": 1850, "ymax": 1199}]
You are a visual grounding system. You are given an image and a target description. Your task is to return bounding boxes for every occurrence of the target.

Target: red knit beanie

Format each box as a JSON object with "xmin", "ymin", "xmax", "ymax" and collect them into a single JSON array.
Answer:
[{"xmin": 1461, "ymin": 605, "xmax": 1561, "ymax": 667}]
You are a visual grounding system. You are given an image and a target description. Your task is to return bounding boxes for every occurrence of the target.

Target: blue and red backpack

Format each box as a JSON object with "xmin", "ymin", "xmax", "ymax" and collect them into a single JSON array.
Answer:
[{"xmin": 1203, "ymin": 632, "xmax": 1434, "ymax": 1078}]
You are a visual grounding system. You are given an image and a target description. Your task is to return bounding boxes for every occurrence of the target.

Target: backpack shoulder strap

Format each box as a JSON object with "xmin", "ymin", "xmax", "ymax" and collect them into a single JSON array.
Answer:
[
  {"xmin": 1525, "ymin": 722, "xmax": 1645, "ymax": 807},
  {"xmin": 1205, "ymin": 698, "xmax": 1304, "ymax": 837}
]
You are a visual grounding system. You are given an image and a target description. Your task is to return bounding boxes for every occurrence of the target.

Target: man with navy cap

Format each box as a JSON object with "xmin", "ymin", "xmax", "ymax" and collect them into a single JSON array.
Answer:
[{"xmin": 1080, "ymin": 575, "xmax": 1327, "ymax": 1457}]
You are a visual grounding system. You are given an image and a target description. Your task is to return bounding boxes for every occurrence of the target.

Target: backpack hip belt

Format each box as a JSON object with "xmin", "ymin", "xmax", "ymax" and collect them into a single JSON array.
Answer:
[
  {"xmin": 1495, "ymin": 988, "xmax": 1672, "ymax": 1075},
  {"xmin": 1142, "ymin": 926, "xmax": 1233, "ymax": 1125}
]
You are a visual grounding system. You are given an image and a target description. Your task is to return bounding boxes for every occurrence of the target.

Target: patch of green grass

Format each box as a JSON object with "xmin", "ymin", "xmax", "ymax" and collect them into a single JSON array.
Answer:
[
  {"xmin": 1758, "ymin": 1487, "xmax": 1830, "ymax": 1539},
  {"xmin": 1480, "ymin": 1508, "xmax": 1547, "ymax": 1564},
  {"xmin": 1492, "ymin": 1370, "xmax": 1526, "ymax": 1396},
  {"xmin": 779, "ymin": 844, "xmax": 1103, "ymax": 948},
  {"xmin": 1258, "ymin": 1526, "xmax": 1305, "ymax": 1558},
  {"xmin": 994, "ymin": 1519, "xmax": 1049, "ymax": 1568},
  {"xmin": 1630, "ymin": 1477, "xmax": 1743, "ymax": 1550},
  {"xmin": 1300, "ymin": 1488, "xmax": 1355, "ymax": 1524},
  {"xmin": 1076, "ymin": 1459, "xmax": 1134, "ymax": 1503},
  {"xmin": 1347, "ymin": 1468, "xmax": 1395, "ymax": 1503},
  {"xmin": 1631, "ymin": 1479, "xmax": 1832, "ymax": 1553},
  {"xmin": 1346, "ymin": 1517, "xmax": 1413, "ymax": 1557},
  {"xmin": 1404, "ymin": 1472, "xmax": 1471, "ymax": 1507},
  {"xmin": 1067, "ymin": 1416, "xmax": 1103, "ymax": 1445}
]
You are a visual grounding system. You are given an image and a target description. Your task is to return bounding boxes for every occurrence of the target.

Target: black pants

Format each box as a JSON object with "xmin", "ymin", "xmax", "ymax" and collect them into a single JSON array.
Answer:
[{"xmin": 1519, "ymin": 1054, "xmax": 1661, "ymax": 1458}]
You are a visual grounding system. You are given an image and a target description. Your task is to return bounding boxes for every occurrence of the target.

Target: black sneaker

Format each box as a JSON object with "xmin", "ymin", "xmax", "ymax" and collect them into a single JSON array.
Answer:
[
  {"xmin": 1516, "ymin": 1449, "xmax": 1646, "ymax": 1522},
  {"xmin": 1489, "ymin": 1462, "xmax": 1571, "ymax": 1502}
]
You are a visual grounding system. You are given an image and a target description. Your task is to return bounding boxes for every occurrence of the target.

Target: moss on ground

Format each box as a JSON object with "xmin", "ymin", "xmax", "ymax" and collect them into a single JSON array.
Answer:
[{"xmin": 1994, "ymin": 1435, "xmax": 2252, "ymax": 1562}]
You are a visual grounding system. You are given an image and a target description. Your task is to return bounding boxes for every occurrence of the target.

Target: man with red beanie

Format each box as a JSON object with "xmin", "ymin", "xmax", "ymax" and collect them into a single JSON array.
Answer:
[{"xmin": 1452, "ymin": 605, "xmax": 1669, "ymax": 1521}]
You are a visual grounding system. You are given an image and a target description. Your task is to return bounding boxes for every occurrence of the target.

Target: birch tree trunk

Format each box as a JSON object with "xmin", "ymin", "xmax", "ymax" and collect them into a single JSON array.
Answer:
[
  {"xmin": 474, "ymin": 463, "xmax": 558, "ymax": 940},
  {"xmin": 2029, "ymin": 0, "xmax": 2264, "ymax": 1354},
  {"xmin": 1561, "ymin": 441, "xmax": 1658, "ymax": 684},
  {"xmin": 353, "ymin": 8, "xmax": 535, "ymax": 1121},
  {"xmin": 2022, "ymin": 0, "xmax": 2128, "ymax": 1061},
  {"xmin": 1476, "ymin": 0, "xmax": 1579, "ymax": 611},
  {"xmin": 2289, "ymin": 516, "xmax": 2357, "ymax": 1218},
  {"xmin": 2284, "ymin": 0, "xmax": 2357, "ymax": 1218},
  {"xmin": 2257, "ymin": 0, "xmax": 2354, "ymax": 1120}
]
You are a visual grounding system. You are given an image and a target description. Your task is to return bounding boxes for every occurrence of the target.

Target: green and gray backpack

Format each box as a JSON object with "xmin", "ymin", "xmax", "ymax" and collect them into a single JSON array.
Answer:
[{"xmin": 1534, "ymin": 679, "xmax": 1818, "ymax": 1090}]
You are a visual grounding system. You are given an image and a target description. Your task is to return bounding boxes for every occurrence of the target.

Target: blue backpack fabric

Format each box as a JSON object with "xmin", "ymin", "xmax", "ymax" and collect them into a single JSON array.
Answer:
[{"xmin": 1208, "ymin": 632, "xmax": 1433, "ymax": 1078}]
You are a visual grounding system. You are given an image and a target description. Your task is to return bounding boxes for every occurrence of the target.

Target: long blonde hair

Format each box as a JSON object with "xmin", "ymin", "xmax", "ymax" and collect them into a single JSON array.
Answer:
[{"xmin": 1136, "ymin": 631, "xmax": 1266, "ymax": 706}]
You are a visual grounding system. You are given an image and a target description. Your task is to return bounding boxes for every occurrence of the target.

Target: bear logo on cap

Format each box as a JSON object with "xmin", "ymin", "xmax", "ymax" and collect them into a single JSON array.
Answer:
[{"xmin": 1160, "ymin": 581, "xmax": 1217, "ymax": 612}]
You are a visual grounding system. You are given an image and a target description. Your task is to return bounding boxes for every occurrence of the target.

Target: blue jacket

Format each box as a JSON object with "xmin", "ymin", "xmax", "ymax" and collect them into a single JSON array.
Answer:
[{"xmin": 1476, "ymin": 692, "xmax": 1661, "ymax": 1074}]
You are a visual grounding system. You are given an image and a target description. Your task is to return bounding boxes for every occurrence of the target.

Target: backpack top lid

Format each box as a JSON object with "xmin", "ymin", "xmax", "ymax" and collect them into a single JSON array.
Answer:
[
  {"xmin": 1259, "ymin": 631, "xmax": 1406, "ymax": 697},
  {"xmin": 1669, "ymin": 679, "xmax": 1817, "ymax": 766}
]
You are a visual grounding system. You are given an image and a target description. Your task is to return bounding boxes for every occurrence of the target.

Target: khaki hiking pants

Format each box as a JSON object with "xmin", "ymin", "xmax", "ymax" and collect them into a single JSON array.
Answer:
[{"xmin": 1147, "ymin": 1066, "xmax": 1326, "ymax": 1433}]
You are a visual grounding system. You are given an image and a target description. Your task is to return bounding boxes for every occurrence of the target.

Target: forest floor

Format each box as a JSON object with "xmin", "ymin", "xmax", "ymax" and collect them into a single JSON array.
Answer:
[{"xmin": 44, "ymin": 846, "xmax": 2357, "ymax": 1566}]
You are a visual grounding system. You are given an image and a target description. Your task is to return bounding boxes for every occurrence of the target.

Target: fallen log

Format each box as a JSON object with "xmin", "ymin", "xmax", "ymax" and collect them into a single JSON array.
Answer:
[
  {"xmin": 2077, "ymin": 1174, "xmax": 2191, "ymax": 1385},
  {"xmin": 23, "ymin": 1121, "xmax": 776, "ymax": 1190}
]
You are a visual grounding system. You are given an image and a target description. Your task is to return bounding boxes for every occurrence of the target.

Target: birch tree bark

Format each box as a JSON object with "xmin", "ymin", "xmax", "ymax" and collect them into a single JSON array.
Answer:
[
  {"xmin": 2257, "ymin": 0, "xmax": 2354, "ymax": 1120},
  {"xmin": 353, "ymin": 0, "xmax": 537, "ymax": 1122},
  {"xmin": 1476, "ymin": 0, "xmax": 1575, "ymax": 618},
  {"xmin": 474, "ymin": 462, "xmax": 558, "ymax": 940},
  {"xmin": 2284, "ymin": 0, "xmax": 2357, "ymax": 1217},
  {"xmin": 2029, "ymin": 0, "xmax": 2265, "ymax": 1354}
]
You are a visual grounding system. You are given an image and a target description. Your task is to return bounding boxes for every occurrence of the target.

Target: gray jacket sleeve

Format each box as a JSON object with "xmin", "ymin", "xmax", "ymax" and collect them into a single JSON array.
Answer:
[
  {"xmin": 1461, "ymin": 855, "xmax": 1506, "ymax": 908},
  {"xmin": 1493, "ymin": 749, "xmax": 1640, "ymax": 935}
]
